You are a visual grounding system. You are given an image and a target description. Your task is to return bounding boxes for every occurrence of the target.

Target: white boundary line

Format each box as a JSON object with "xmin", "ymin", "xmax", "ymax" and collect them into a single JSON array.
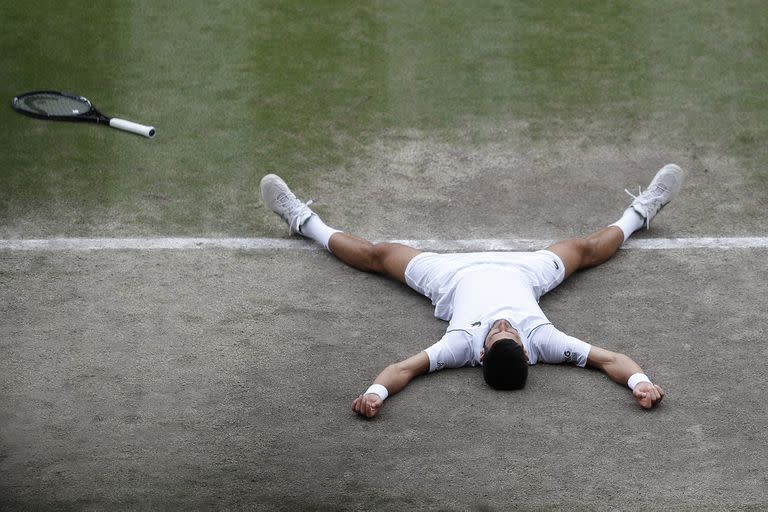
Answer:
[{"xmin": 1, "ymin": 237, "xmax": 768, "ymax": 251}]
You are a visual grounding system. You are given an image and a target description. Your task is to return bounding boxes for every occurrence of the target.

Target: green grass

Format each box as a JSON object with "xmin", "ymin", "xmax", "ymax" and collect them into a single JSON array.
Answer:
[{"xmin": 2, "ymin": 0, "xmax": 766, "ymax": 236}]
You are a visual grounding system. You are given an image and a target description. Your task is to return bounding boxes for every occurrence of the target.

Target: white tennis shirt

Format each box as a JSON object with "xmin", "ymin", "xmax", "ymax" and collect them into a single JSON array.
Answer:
[{"xmin": 413, "ymin": 259, "xmax": 592, "ymax": 373}]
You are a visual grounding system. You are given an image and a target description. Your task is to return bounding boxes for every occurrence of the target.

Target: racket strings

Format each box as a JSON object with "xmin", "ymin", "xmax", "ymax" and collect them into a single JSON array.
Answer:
[{"xmin": 16, "ymin": 94, "xmax": 91, "ymax": 117}]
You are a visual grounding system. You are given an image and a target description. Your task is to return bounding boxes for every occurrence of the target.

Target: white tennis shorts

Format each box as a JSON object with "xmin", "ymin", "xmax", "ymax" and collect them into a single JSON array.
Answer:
[{"xmin": 404, "ymin": 250, "xmax": 566, "ymax": 319}]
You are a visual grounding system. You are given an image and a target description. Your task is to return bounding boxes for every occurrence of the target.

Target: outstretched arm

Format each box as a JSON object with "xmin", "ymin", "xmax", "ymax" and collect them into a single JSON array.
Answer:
[
  {"xmin": 587, "ymin": 345, "xmax": 664, "ymax": 409},
  {"xmin": 352, "ymin": 352, "xmax": 430, "ymax": 418}
]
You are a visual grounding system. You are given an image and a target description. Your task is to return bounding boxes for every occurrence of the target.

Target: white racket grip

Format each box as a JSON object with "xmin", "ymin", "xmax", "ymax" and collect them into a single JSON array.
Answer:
[{"xmin": 109, "ymin": 118, "xmax": 156, "ymax": 138}]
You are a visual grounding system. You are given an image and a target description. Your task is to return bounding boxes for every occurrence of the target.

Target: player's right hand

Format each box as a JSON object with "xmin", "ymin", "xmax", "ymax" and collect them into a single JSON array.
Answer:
[
  {"xmin": 352, "ymin": 393, "xmax": 383, "ymax": 418},
  {"xmin": 633, "ymin": 381, "xmax": 665, "ymax": 409}
]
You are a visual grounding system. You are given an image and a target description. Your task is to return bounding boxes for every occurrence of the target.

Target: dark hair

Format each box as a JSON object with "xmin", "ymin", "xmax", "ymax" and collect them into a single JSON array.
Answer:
[{"xmin": 482, "ymin": 339, "xmax": 528, "ymax": 390}]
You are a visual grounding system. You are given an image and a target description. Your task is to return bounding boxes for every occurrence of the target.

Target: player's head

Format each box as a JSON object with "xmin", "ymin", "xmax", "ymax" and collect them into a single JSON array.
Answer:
[
  {"xmin": 482, "ymin": 339, "xmax": 529, "ymax": 390},
  {"xmin": 481, "ymin": 319, "xmax": 529, "ymax": 390}
]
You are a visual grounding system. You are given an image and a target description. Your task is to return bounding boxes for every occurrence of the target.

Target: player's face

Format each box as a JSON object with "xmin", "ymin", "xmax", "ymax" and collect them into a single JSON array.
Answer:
[{"xmin": 482, "ymin": 319, "xmax": 529, "ymax": 362}]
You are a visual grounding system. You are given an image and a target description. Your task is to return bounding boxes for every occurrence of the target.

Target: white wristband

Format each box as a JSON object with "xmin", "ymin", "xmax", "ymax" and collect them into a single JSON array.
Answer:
[
  {"xmin": 627, "ymin": 373, "xmax": 652, "ymax": 390},
  {"xmin": 365, "ymin": 383, "xmax": 389, "ymax": 401}
]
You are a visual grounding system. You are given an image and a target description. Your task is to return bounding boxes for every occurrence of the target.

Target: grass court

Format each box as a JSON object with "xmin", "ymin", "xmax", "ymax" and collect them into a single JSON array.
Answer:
[{"xmin": 2, "ymin": 1, "xmax": 768, "ymax": 510}]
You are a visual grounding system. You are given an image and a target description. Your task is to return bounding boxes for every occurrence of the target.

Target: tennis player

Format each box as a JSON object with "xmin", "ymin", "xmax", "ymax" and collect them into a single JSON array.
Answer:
[{"xmin": 260, "ymin": 164, "xmax": 683, "ymax": 418}]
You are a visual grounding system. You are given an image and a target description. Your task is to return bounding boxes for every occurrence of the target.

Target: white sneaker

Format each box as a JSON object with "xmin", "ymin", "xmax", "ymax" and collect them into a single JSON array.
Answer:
[
  {"xmin": 626, "ymin": 164, "xmax": 685, "ymax": 228},
  {"xmin": 260, "ymin": 174, "xmax": 314, "ymax": 234}
]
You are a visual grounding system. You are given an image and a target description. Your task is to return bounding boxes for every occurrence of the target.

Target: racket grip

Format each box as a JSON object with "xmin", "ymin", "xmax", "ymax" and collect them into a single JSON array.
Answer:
[{"xmin": 109, "ymin": 118, "xmax": 156, "ymax": 138}]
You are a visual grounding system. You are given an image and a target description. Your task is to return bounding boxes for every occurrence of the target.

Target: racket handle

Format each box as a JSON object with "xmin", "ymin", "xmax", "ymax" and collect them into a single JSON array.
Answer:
[{"xmin": 109, "ymin": 118, "xmax": 156, "ymax": 138}]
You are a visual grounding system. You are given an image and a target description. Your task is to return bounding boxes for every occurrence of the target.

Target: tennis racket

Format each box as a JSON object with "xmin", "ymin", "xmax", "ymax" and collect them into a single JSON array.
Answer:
[{"xmin": 12, "ymin": 90, "xmax": 156, "ymax": 138}]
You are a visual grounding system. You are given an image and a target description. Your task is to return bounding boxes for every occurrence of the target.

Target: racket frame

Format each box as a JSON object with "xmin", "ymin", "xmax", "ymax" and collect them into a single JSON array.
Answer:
[{"xmin": 12, "ymin": 90, "xmax": 155, "ymax": 138}]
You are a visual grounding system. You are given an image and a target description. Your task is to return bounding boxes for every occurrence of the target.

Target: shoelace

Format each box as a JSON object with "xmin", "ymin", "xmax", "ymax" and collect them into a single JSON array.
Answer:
[
  {"xmin": 624, "ymin": 184, "xmax": 668, "ymax": 229},
  {"xmin": 283, "ymin": 198, "xmax": 314, "ymax": 234},
  {"xmin": 624, "ymin": 184, "xmax": 667, "ymax": 204},
  {"xmin": 624, "ymin": 185, "xmax": 642, "ymax": 201}
]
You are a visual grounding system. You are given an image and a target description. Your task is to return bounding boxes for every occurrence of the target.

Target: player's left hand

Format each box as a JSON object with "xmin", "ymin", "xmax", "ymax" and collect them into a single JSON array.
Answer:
[
  {"xmin": 352, "ymin": 393, "xmax": 383, "ymax": 418},
  {"xmin": 633, "ymin": 381, "xmax": 664, "ymax": 409}
]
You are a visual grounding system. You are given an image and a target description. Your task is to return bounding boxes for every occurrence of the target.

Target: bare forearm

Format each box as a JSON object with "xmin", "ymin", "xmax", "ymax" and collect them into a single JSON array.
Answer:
[
  {"xmin": 602, "ymin": 352, "xmax": 643, "ymax": 386},
  {"xmin": 587, "ymin": 346, "xmax": 642, "ymax": 386},
  {"xmin": 372, "ymin": 352, "xmax": 430, "ymax": 397},
  {"xmin": 373, "ymin": 365, "xmax": 415, "ymax": 396},
  {"xmin": 586, "ymin": 346, "xmax": 664, "ymax": 409},
  {"xmin": 353, "ymin": 352, "xmax": 430, "ymax": 418}
]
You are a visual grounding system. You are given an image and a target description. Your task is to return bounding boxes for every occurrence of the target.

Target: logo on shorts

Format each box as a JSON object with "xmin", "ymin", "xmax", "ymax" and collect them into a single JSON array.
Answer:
[
  {"xmin": 563, "ymin": 350, "xmax": 572, "ymax": 361},
  {"xmin": 471, "ymin": 321, "xmax": 481, "ymax": 327},
  {"xmin": 553, "ymin": 260, "xmax": 560, "ymax": 270}
]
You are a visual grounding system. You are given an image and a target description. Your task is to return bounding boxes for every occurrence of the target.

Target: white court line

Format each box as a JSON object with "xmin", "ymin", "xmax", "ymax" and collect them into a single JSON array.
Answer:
[{"xmin": 1, "ymin": 237, "xmax": 768, "ymax": 251}]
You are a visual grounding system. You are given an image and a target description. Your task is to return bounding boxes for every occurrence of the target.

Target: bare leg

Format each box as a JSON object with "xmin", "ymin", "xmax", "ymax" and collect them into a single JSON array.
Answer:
[
  {"xmin": 327, "ymin": 233, "xmax": 422, "ymax": 284},
  {"xmin": 546, "ymin": 226, "xmax": 625, "ymax": 280}
]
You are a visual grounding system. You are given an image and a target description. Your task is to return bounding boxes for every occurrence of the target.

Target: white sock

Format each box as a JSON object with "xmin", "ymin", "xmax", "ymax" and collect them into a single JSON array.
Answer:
[
  {"xmin": 298, "ymin": 214, "xmax": 341, "ymax": 251},
  {"xmin": 610, "ymin": 208, "xmax": 645, "ymax": 242}
]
